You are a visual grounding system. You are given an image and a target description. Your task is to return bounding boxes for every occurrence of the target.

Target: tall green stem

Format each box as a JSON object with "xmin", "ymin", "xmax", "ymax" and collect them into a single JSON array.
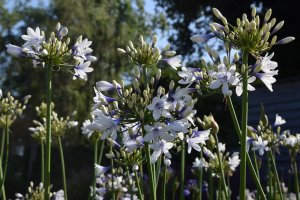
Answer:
[
  {"xmin": 41, "ymin": 141, "xmax": 45, "ymax": 186},
  {"xmin": 267, "ymin": 152, "xmax": 272, "ymax": 200},
  {"xmin": 45, "ymin": 64, "xmax": 53, "ymax": 200},
  {"xmin": 240, "ymin": 48, "xmax": 250, "ymax": 200},
  {"xmin": 269, "ymin": 151, "xmax": 283, "ymax": 200},
  {"xmin": 93, "ymin": 141, "xmax": 98, "ymax": 198},
  {"xmin": 252, "ymin": 149, "xmax": 260, "ymax": 200},
  {"xmin": 162, "ymin": 163, "xmax": 167, "ymax": 200},
  {"xmin": 218, "ymin": 178, "xmax": 221, "ymax": 200},
  {"xmin": 0, "ymin": 129, "xmax": 6, "ymax": 200},
  {"xmin": 134, "ymin": 170, "xmax": 144, "ymax": 200},
  {"xmin": 180, "ymin": 140, "xmax": 185, "ymax": 200},
  {"xmin": 0, "ymin": 115, "xmax": 9, "ymax": 198},
  {"xmin": 126, "ymin": 170, "xmax": 133, "ymax": 200},
  {"xmin": 110, "ymin": 146, "xmax": 115, "ymax": 200},
  {"xmin": 58, "ymin": 137, "xmax": 67, "ymax": 200},
  {"xmin": 226, "ymin": 96, "xmax": 267, "ymax": 200},
  {"xmin": 198, "ymin": 149, "xmax": 203, "ymax": 200},
  {"xmin": 141, "ymin": 67, "xmax": 156, "ymax": 200},
  {"xmin": 209, "ymin": 169, "xmax": 213, "ymax": 200},
  {"xmin": 214, "ymin": 134, "xmax": 229, "ymax": 200},
  {"xmin": 227, "ymin": 175, "xmax": 230, "ymax": 199},
  {"xmin": 0, "ymin": 129, "xmax": 5, "ymax": 162},
  {"xmin": 155, "ymin": 155, "xmax": 162, "ymax": 189},
  {"xmin": 293, "ymin": 151, "xmax": 299, "ymax": 200},
  {"xmin": 97, "ymin": 140, "xmax": 105, "ymax": 165}
]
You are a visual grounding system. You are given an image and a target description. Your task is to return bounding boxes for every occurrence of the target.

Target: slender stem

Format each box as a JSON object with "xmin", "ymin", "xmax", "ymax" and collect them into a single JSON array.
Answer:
[
  {"xmin": 209, "ymin": 169, "xmax": 213, "ymax": 200},
  {"xmin": 0, "ymin": 127, "xmax": 6, "ymax": 199},
  {"xmin": 240, "ymin": 48, "xmax": 250, "ymax": 200},
  {"xmin": 270, "ymin": 151, "xmax": 283, "ymax": 200},
  {"xmin": 0, "ymin": 128, "xmax": 6, "ymax": 200},
  {"xmin": 44, "ymin": 64, "xmax": 53, "ymax": 200},
  {"xmin": 293, "ymin": 151, "xmax": 299, "ymax": 200},
  {"xmin": 41, "ymin": 141, "xmax": 45, "ymax": 186},
  {"xmin": 162, "ymin": 163, "xmax": 167, "ymax": 200},
  {"xmin": 252, "ymin": 149, "xmax": 260, "ymax": 200},
  {"xmin": 227, "ymin": 176, "xmax": 230, "ymax": 199},
  {"xmin": 289, "ymin": 171, "xmax": 291, "ymax": 193},
  {"xmin": 126, "ymin": 170, "xmax": 133, "ymax": 200},
  {"xmin": 0, "ymin": 129, "xmax": 5, "ymax": 162},
  {"xmin": 140, "ymin": 150, "xmax": 144, "ymax": 199},
  {"xmin": 93, "ymin": 141, "xmax": 98, "ymax": 198},
  {"xmin": 152, "ymin": 163, "xmax": 156, "ymax": 189},
  {"xmin": 155, "ymin": 155, "xmax": 162, "ymax": 189},
  {"xmin": 226, "ymin": 96, "xmax": 267, "ymax": 200},
  {"xmin": 214, "ymin": 134, "xmax": 229, "ymax": 200},
  {"xmin": 198, "ymin": 149, "xmax": 203, "ymax": 200},
  {"xmin": 0, "ymin": 115, "xmax": 9, "ymax": 198},
  {"xmin": 97, "ymin": 140, "xmax": 105, "ymax": 165},
  {"xmin": 267, "ymin": 152, "xmax": 272, "ymax": 200},
  {"xmin": 110, "ymin": 146, "xmax": 115, "ymax": 200},
  {"xmin": 135, "ymin": 170, "xmax": 144, "ymax": 200},
  {"xmin": 58, "ymin": 137, "xmax": 68, "ymax": 200},
  {"xmin": 218, "ymin": 178, "xmax": 221, "ymax": 200},
  {"xmin": 144, "ymin": 141, "xmax": 156, "ymax": 200},
  {"xmin": 141, "ymin": 67, "xmax": 156, "ymax": 200},
  {"xmin": 180, "ymin": 140, "xmax": 185, "ymax": 200}
]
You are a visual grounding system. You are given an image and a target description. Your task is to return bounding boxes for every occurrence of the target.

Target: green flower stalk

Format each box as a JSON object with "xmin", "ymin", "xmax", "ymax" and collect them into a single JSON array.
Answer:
[{"xmin": 0, "ymin": 90, "xmax": 31, "ymax": 198}]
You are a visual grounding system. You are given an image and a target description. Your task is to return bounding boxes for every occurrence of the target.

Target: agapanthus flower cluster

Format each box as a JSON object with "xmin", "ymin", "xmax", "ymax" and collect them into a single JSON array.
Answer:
[
  {"xmin": 190, "ymin": 7, "xmax": 295, "ymax": 55},
  {"xmin": 92, "ymin": 167, "xmax": 139, "ymax": 200},
  {"xmin": 117, "ymin": 35, "xmax": 182, "ymax": 70},
  {"xmin": 196, "ymin": 142, "xmax": 240, "ymax": 177},
  {"xmin": 14, "ymin": 182, "xmax": 64, "ymax": 200},
  {"xmin": 0, "ymin": 89, "xmax": 31, "ymax": 128},
  {"xmin": 29, "ymin": 102, "xmax": 77, "ymax": 141},
  {"xmin": 247, "ymin": 105, "xmax": 287, "ymax": 155},
  {"xmin": 6, "ymin": 23, "xmax": 97, "ymax": 80}
]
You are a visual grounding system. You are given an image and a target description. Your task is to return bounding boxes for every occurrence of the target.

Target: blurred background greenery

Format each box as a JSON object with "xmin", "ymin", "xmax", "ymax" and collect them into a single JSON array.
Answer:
[{"xmin": 0, "ymin": 0, "xmax": 298, "ymax": 199}]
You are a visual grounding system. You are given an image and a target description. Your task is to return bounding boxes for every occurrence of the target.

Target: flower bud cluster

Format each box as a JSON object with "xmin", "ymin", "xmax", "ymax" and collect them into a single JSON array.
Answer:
[
  {"xmin": 6, "ymin": 22, "xmax": 96, "ymax": 81},
  {"xmin": 191, "ymin": 7, "xmax": 295, "ymax": 55},
  {"xmin": 29, "ymin": 101, "xmax": 77, "ymax": 141},
  {"xmin": 14, "ymin": 181, "xmax": 63, "ymax": 200},
  {"xmin": 0, "ymin": 89, "xmax": 31, "ymax": 128},
  {"xmin": 118, "ymin": 35, "xmax": 182, "ymax": 70}
]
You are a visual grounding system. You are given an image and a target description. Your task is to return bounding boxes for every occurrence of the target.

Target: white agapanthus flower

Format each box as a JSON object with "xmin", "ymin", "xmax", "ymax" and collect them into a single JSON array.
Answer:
[
  {"xmin": 161, "ymin": 56, "xmax": 182, "ymax": 70},
  {"xmin": 273, "ymin": 114, "xmax": 286, "ymax": 127},
  {"xmin": 54, "ymin": 190, "xmax": 65, "ymax": 200},
  {"xmin": 81, "ymin": 119, "xmax": 94, "ymax": 138},
  {"xmin": 235, "ymin": 73, "xmax": 256, "ymax": 96},
  {"xmin": 144, "ymin": 122, "xmax": 174, "ymax": 151},
  {"xmin": 73, "ymin": 38, "xmax": 93, "ymax": 60},
  {"xmin": 73, "ymin": 60, "xmax": 94, "ymax": 81},
  {"xmin": 218, "ymin": 143, "xmax": 226, "ymax": 153},
  {"xmin": 178, "ymin": 67, "xmax": 202, "ymax": 85},
  {"xmin": 252, "ymin": 136, "xmax": 270, "ymax": 155},
  {"xmin": 94, "ymin": 164, "xmax": 112, "ymax": 176},
  {"xmin": 150, "ymin": 139, "xmax": 173, "ymax": 158},
  {"xmin": 186, "ymin": 131, "xmax": 209, "ymax": 154},
  {"xmin": 228, "ymin": 152, "xmax": 240, "ymax": 171},
  {"xmin": 147, "ymin": 94, "xmax": 173, "ymax": 120},
  {"xmin": 208, "ymin": 63, "xmax": 239, "ymax": 95},
  {"xmin": 260, "ymin": 52, "xmax": 278, "ymax": 73},
  {"xmin": 253, "ymin": 71, "xmax": 277, "ymax": 92},
  {"xmin": 92, "ymin": 87, "xmax": 116, "ymax": 110},
  {"xmin": 167, "ymin": 118, "xmax": 189, "ymax": 140},
  {"xmin": 86, "ymin": 115, "xmax": 121, "ymax": 140},
  {"xmin": 192, "ymin": 157, "xmax": 208, "ymax": 168},
  {"xmin": 21, "ymin": 27, "xmax": 45, "ymax": 50},
  {"xmin": 286, "ymin": 136, "xmax": 297, "ymax": 147}
]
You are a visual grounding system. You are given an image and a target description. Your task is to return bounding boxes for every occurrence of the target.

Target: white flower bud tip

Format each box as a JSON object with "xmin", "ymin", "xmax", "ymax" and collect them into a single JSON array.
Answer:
[
  {"xmin": 164, "ymin": 158, "xmax": 171, "ymax": 166},
  {"xmin": 212, "ymin": 8, "xmax": 223, "ymax": 20},
  {"xmin": 117, "ymin": 48, "xmax": 126, "ymax": 54},
  {"xmin": 132, "ymin": 164, "xmax": 139, "ymax": 171},
  {"xmin": 41, "ymin": 49, "xmax": 48, "ymax": 56}
]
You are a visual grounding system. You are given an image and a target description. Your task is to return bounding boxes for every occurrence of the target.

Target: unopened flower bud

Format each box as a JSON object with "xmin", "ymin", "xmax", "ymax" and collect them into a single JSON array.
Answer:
[
  {"xmin": 58, "ymin": 27, "xmax": 68, "ymax": 38},
  {"xmin": 237, "ymin": 18, "xmax": 241, "ymax": 27},
  {"xmin": 221, "ymin": 17, "xmax": 227, "ymax": 25},
  {"xmin": 209, "ymin": 24, "xmax": 217, "ymax": 35},
  {"xmin": 211, "ymin": 118, "xmax": 219, "ymax": 134},
  {"xmin": 132, "ymin": 164, "xmax": 139, "ymax": 171},
  {"xmin": 163, "ymin": 44, "xmax": 170, "ymax": 52},
  {"xmin": 241, "ymin": 64, "xmax": 246, "ymax": 74},
  {"xmin": 276, "ymin": 37, "xmax": 295, "ymax": 45},
  {"xmin": 252, "ymin": 7, "xmax": 256, "ymax": 19},
  {"xmin": 211, "ymin": 50, "xmax": 220, "ymax": 62},
  {"xmin": 177, "ymin": 145, "xmax": 182, "ymax": 153},
  {"xmin": 249, "ymin": 21, "xmax": 256, "ymax": 31},
  {"xmin": 117, "ymin": 48, "xmax": 126, "ymax": 54},
  {"xmin": 264, "ymin": 9, "xmax": 272, "ymax": 23},
  {"xmin": 152, "ymin": 35, "xmax": 158, "ymax": 47},
  {"xmin": 201, "ymin": 58, "xmax": 206, "ymax": 66},
  {"xmin": 56, "ymin": 22, "xmax": 61, "ymax": 32},
  {"xmin": 140, "ymin": 110, "xmax": 144, "ymax": 122},
  {"xmin": 271, "ymin": 36, "xmax": 277, "ymax": 45},
  {"xmin": 212, "ymin": 8, "xmax": 223, "ymax": 20},
  {"xmin": 156, "ymin": 69, "xmax": 161, "ymax": 82},
  {"xmin": 234, "ymin": 52, "xmax": 239, "ymax": 61},
  {"xmin": 272, "ymin": 21, "xmax": 284, "ymax": 34},
  {"xmin": 139, "ymin": 35, "xmax": 144, "ymax": 46},
  {"xmin": 133, "ymin": 79, "xmax": 139, "ymax": 91},
  {"xmin": 242, "ymin": 13, "xmax": 247, "ymax": 21},
  {"xmin": 206, "ymin": 44, "xmax": 211, "ymax": 56},
  {"xmin": 164, "ymin": 158, "xmax": 171, "ymax": 166},
  {"xmin": 207, "ymin": 134, "xmax": 215, "ymax": 151},
  {"xmin": 226, "ymin": 90, "xmax": 232, "ymax": 96}
]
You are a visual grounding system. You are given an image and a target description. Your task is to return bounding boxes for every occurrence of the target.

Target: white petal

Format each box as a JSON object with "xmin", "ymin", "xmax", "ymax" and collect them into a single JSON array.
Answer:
[{"xmin": 209, "ymin": 80, "xmax": 222, "ymax": 89}]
